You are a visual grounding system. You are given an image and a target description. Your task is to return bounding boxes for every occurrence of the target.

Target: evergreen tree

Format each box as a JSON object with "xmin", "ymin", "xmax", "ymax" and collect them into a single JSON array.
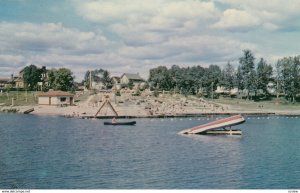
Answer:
[
  {"xmin": 256, "ymin": 58, "xmax": 273, "ymax": 97},
  {"xmin": 221, "ymin": 62, "xmax": 235, "ymax": 90},
  {"xmin": 239, "ymin": 50, "xmax": 256, "ymax": 99}
]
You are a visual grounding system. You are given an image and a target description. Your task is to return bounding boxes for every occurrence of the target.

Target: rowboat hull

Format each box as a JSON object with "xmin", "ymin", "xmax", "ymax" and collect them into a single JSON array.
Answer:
[{"xmin": 104, "ymin": 121, "xmax": 136, "ymax": 125}]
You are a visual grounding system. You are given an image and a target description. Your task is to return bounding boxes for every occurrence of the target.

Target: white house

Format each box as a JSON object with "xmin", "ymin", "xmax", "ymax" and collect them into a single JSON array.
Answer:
[
  {"xmin": 120, "ymin": 73, "xmax": 143, "ymax": 84},
  {"xmin": 37, "ymin": 91, "xmax": 74, "ymax": 106},
  {"xmin": 120, "ymin": 73, "xmax": 144, "ymax": 89}
]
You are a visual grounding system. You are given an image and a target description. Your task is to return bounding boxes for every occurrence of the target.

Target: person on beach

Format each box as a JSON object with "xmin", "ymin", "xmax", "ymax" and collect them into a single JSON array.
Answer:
[{"xmin": 112, "ymin": 117, "xmax": 117, "ymax": 123}]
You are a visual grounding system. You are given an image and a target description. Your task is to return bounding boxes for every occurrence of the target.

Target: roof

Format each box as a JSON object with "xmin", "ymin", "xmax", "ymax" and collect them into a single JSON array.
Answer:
[
  {"xmin": 112, "ymin": 76, "xmax": 120, "ymax": 80},
  {"xmin": 121, "ymin": 73, "xmax": 143, "ymax": 81},
  {"xmin": 37, "ymin": 91, "xmax": 74, "ymax": 97},
  {"xmin": 0, "ymin": 78, "xmax": 10, "ymax": 83}
]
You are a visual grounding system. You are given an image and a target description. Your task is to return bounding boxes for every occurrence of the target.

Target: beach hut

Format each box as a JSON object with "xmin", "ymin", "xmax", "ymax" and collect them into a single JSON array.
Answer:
[{"xmin": 37, "ymin": 91, "xmax": 74, "ymax": 106}]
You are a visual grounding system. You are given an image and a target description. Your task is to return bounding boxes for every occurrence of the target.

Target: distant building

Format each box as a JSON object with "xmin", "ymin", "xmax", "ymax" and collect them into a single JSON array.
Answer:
[
  {"xmin": 15, "ymin": 68, "xmax": 25, "ymax": 89},
  {"xmin": 37, "ymin": 91, "xmax": 74, "ymax": 106},
  {"xmin": 120, "ymin": 73, "xmax": 144, "ymax": 89},
  {"xmin": 38, "ymin": 66, "xmax": 49, "ymax": 91},
  {"xmin": 0, "ymin": 78, "xmax": 12, "ymax": 89},
  {"xmin": 111, "ymin": 76, "xmax": 121, "ymax": 90},
  {"xmin": 112, "ymin": 76, "xmax": 120, "ymax": 84},
  {"xmin": 267, "ymin": 82, "xmax": 276, "ymax": 95}
]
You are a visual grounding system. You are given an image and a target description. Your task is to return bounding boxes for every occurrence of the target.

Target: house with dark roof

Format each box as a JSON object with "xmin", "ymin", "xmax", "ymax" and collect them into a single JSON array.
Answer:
[{"xmin": 37, "ymin": 91, "xmax": 74, "ymax": 106}]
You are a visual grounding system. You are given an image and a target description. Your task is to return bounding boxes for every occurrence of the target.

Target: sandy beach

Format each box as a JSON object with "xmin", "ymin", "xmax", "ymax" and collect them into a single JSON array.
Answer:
[{"xmin": 3, "ymin": 91, "xmax": 300, "ymax": 118}]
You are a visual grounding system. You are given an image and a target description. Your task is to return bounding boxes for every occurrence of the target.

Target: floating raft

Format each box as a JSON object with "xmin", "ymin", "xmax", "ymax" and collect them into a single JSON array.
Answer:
[
  {"xmin": 178, "ymin": 115, "xmax": 245, "ymax": 135},
  {"xmin": 203, "ymin": 129, "xmax": 242, "ymax": 135}
]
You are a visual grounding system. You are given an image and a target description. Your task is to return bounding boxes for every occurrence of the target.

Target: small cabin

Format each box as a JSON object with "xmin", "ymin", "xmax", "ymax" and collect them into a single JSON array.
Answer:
[{"xmin": 37, "ymin": 91, "xmax": 74, "ymax": 106}]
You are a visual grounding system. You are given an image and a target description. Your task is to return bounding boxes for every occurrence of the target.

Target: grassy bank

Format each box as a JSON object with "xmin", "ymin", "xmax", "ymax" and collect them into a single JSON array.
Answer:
[
  {"xmin": 214, "ymin": 97, "xmax": 300, "ymax": 111},
  {"xmin": 0, "ymin": 91, "xmax": 38, "ymax": 106}
]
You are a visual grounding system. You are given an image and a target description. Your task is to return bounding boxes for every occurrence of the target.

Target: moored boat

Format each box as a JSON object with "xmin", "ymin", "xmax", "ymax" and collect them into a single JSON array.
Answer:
[{"xmin": 104, "ymin": 121, "xmax": 136, "ymax": 125}]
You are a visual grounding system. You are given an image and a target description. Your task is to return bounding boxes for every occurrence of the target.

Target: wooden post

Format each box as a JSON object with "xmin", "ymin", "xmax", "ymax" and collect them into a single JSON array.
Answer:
[
  {"xmin": 89, "ymin": 70, "xmax": 92, "ymax": 89},
  {"xmin": 26, "ymin": 90, "xmax": 28, "ymax": 102}
]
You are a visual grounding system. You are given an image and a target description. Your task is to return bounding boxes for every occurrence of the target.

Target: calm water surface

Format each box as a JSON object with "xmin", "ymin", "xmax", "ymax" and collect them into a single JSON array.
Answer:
[{"xmin": 1, "ymin": 113, "xmax": 300, "ymax": 189}]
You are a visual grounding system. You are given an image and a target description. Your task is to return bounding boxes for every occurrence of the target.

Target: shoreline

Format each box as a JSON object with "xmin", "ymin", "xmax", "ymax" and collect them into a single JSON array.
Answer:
[
  {"xmin": 2, "ymin": 92, "xmax": 300, "ymax": 118},
  {"xmin": 3, "ymin": 106, "xmax": 300, "ymax": 119}
]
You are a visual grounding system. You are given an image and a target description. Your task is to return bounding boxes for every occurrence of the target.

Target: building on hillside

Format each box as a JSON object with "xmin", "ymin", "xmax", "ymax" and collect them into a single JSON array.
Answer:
[
  {"xmin": 111, "ymin": 76, "xmax": 121, "ymax": 90},
  {"xmin": 0, "ymin": 78, "xmax": 12, "ymax": 89},
  {"xmin": 112, "ymin": 76, "xmax": 120, "ymax": 84},
  {"xmin": 38, "ymin": 66, "xmax": 49, "ymax": 91},
  {"xmin": 15, "ymin": 66, "xmax": 49, "ymax": 90},
  {"xmin": 120, "ymin": 73, "xmax": 144, "ymax": 89},
  {"xmin": 37, "ymin": 91, "xmax": 74, "ymax": 106},
  {"xmin": 91, "ymin": 75, "xmax": 105, "ymax": 90},
  {"xmin": 15, "ymin": 68, "xmax": 25, "ymax": 89}
]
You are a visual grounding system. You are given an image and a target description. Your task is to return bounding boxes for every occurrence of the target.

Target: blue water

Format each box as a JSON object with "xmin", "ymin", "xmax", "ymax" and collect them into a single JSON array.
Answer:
[{"xmin": 1, "ymin": 113, "xmax": 300, "ymax": 189}]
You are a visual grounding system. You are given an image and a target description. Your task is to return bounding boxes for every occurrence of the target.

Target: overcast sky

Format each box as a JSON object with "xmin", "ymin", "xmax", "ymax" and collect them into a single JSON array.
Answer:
[{"xmin": 1, "ymin": 0, "xmax": 300, "ymax": 81}]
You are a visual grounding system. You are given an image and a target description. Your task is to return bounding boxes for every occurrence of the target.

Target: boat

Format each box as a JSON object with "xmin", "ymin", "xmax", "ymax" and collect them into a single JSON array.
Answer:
[
  {"xmin": 23, "ymin": 108, "xmax": 34, "ymax": 114},
  {"xmin": 178, "ymin": 115, "xmax": 245, "ymax": 135},
  {"xmin": 104, "ymin": 121, "xmax": 136, "ymax": 125}
]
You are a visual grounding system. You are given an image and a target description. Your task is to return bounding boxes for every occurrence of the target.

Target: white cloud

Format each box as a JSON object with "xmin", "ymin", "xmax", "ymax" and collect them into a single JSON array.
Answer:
[
  {"xmin": 75, "ymin": 0, "xmax": 220, "ymax": 34},
  {"xmin": 215, "ymin": 0, "xmax": 300, "ymax": 31},
  {"xmin": 2, "ymin": 0, "xmax": 300, "ymax": 81},
  {"xmin": 211, "ymin": 9, "xmax": 260, "ymax": 31},
  {"xmin": 76, "ymin": 0, "xmax": 218, "ymax": 22},
  {"xmin": 0, "ymin": 22, "xmax": 108, "ymax": 55},
  {"xmin": 0, "ymin": 22, "xmax": 111, "ymax": 79}
]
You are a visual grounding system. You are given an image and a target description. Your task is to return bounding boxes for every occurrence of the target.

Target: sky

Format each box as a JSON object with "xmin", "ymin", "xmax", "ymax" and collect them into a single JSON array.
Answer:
[{"xmin": 1, "ymin": 0, "xmax": 300, "ymax": 81}]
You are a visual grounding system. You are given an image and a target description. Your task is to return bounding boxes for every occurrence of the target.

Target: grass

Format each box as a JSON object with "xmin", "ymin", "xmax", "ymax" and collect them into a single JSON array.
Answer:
[
  {"xmin": 74, "ymin": 91, "xmax": 90, "ymax": 103},
  {"xmin": 214, "ymin": 96, "xmax": 300, "ymax": 111},
  {"xmin": 0, "ymin": 91, "xmax": 38, "ymax": 106},
  {"xmin": 0, "ymin": 90, "xmax": 91, "ymax": 107}
]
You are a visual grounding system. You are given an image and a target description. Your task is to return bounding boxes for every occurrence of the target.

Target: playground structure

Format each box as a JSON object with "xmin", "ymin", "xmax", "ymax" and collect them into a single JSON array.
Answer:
[{"xmin": 94, "ymin": 95, "xmax": 118, "ymax": 117}]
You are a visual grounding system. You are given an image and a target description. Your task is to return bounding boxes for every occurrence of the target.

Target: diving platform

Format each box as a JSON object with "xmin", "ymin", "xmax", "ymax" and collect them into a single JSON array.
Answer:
[{"xmin": 178, "ymin": 115, "xmax": 245, "ymax": 135}]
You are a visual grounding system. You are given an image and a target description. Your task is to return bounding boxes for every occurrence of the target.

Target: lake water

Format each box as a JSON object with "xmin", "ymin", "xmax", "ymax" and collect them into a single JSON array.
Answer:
[{"xmin": 1, "ymin": 113, "xmax": 300, "ymax": 189}]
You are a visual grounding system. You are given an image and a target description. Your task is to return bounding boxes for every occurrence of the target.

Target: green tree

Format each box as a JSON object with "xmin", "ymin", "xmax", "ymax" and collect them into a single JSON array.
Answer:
[
  {"xmin": 221, "ymin": 62, "xmax": 235, "ymax": 90},
  {"xmin": 101, "ymin": 70, "xmax": 112, "ymax": 89},
  {"xmin": 23, "ymin": 64, "xmax": 42, "ymax": 90},
  {"xmin": 234, "ymin": 66, "xmax": 243, "ymax": 90},
  {"xmin": 277, "ymin": 56, "xmax": 300, "ymax": 102},
  {"xmin": 239, "ymin": 49, "xmax": 256, "ymax": 99},
  {"xmin": 48, "ymin": 68, "xmax": 74, "ymax": 91},
  {"xmin": 201, "ymin": 65, "xmax": 221, "ymax": 98},
  {"xmin": 148, "ymin": 66, "xmax": 172, "ymax": 90},
  {"xmin": 256, "ymin": 58, "xmax": 273, "ymax": 97}
]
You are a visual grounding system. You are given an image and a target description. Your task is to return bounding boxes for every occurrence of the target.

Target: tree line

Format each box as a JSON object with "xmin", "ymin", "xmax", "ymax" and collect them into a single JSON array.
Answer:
[
  {"xmin": 22, "ymin": 64, "xmax": 74, "ymax": 92},
  {"xmin": 18, "ymin": 50, "xmax": 300, "ymax": 103},
  {"xmin": 149, "ymin": 50, "xmax": 300, "ymax": 102}
]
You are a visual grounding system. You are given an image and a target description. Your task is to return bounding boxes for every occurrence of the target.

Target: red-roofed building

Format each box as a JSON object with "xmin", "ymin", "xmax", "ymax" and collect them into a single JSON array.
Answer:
[{"xmin": 37, "ymin": 91, "xmax": 74, "ymax": 106}]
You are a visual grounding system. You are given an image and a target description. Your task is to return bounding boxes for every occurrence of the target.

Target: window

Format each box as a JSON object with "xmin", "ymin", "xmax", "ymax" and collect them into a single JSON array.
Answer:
[{"xmin": 60, "ymin": 97, "xmax": 66, "ymax": 102}]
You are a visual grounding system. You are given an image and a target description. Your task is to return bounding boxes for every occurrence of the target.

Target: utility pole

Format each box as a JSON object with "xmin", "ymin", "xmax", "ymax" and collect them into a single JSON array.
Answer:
[
  {"xmin": 89, "ymin": 70, "xmax": 92, "ymax": 90},
  {"xmin": 211, "ymin": 81, "xmax": 214, "ymax": 100}
]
